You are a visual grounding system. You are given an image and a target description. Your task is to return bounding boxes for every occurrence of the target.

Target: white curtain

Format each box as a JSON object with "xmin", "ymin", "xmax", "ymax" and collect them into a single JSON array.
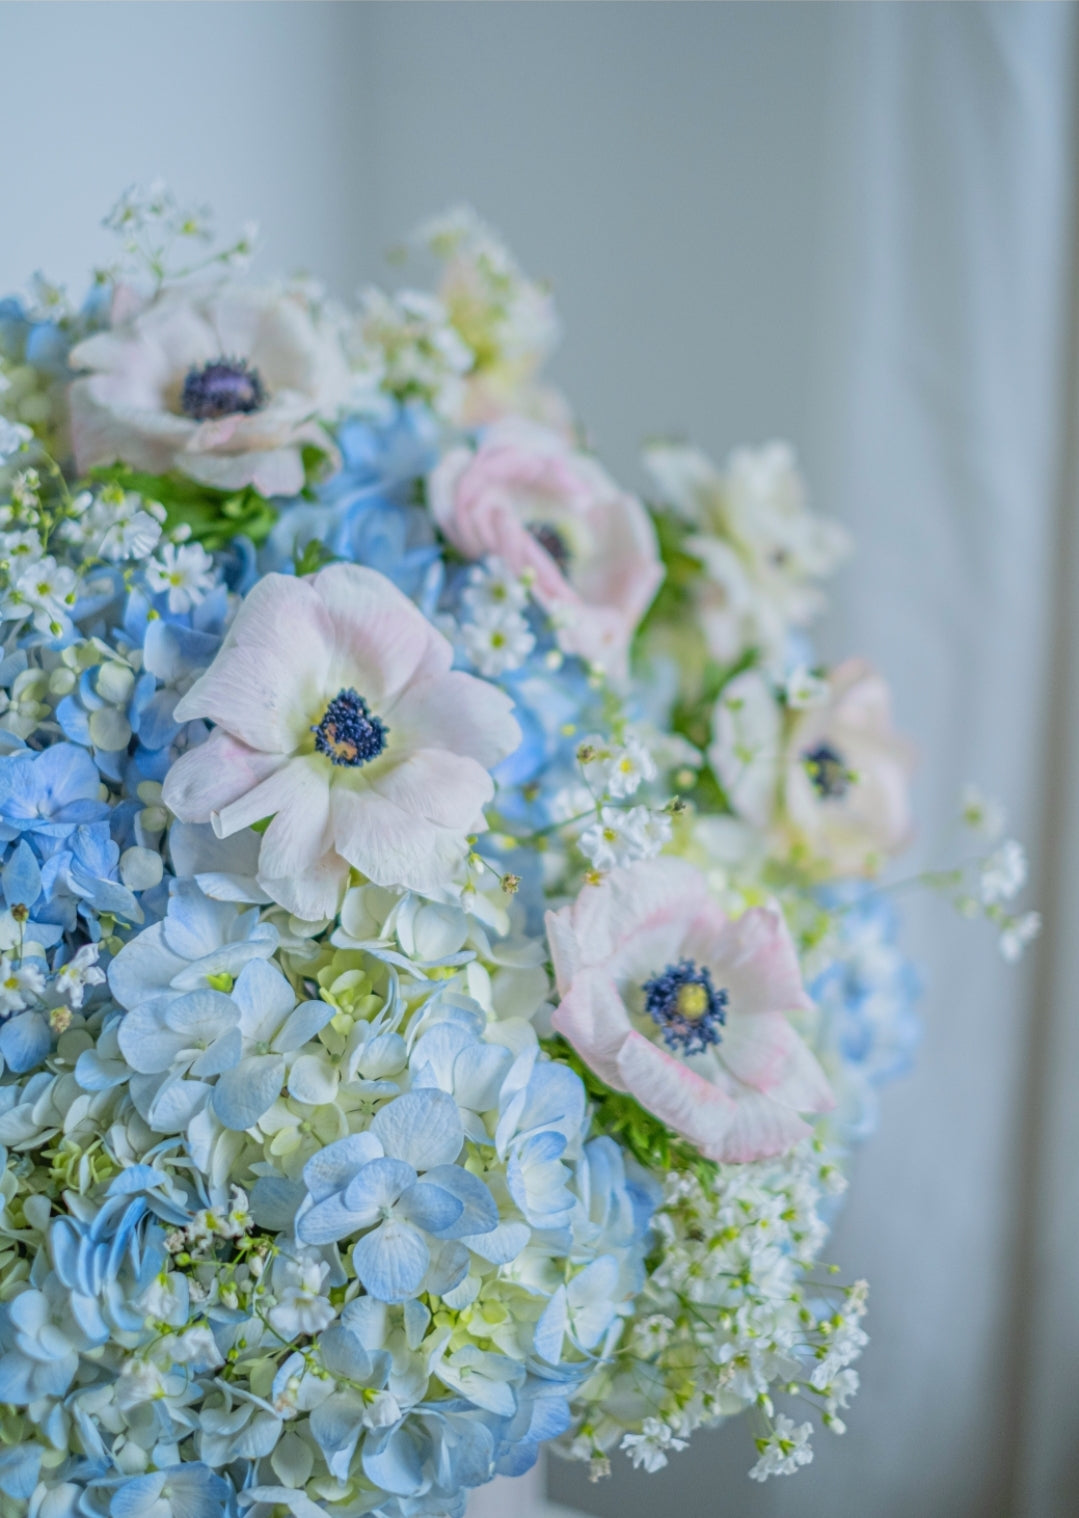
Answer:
[{"xmin": 2, "ymin": 5, "xmax": 1078, "ymax": 1514}]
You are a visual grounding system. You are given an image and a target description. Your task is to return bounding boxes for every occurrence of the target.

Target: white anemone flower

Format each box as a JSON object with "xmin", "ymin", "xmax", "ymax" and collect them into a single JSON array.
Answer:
[
  {"xmin": 69, "ymin": 284, "xmax": 352, "ymax": 497},
  {"xmin": 162, "ymin": 562, "xmax": 521, "ymax": 920}
]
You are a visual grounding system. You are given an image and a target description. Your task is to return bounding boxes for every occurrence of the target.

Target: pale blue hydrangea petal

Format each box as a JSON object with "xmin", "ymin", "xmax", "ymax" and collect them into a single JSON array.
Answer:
[
  {"xmin": 396, "ymin": 1179, "xmax": 463, "ymax": 1235},
  {"xmin": 108, "ymin": 923, "xmax": 187, "ymax": 1010},
  {"xmin": 117, "ymin": 1003, "xmax": 193, "ymax": 1074},
  {"xmin": 420, "ymin": 1165, "xmax": 498, "ymax": 1238},
  {"xmin": 287, "ymin": 1053, "xmax": 340, "ymax": 1107},
  {"xmin": 357, "ymin": 1030, "xmax": 408, "ymax": 1078},
  {"xmin": 272, "ymin": 997, "xmax": 334, "ymax": 1053},
  {"xmin": 297, "ymin": 1194, "xmax": 370, "ymax": 1248},
  {"xmin": 402, "ymin": 1297, "xmax": 430, "ymax": 1350},
  {"xmin": 110, "ymin": 1465, "xmax": 229, "ymax": 1518},
  {"xmin": 2, "ymin": 840, "xmax": 40, "ymax": 908},
  {"xmin": 231, "ymin": 956, "xmax": 295, "ymax": 1040},
  {"xmin": 163, "ymin": 881, "xmax": 247, "ymax": 961},
  {"xmin": 460, "ymin": 1220, "xmax": 530, "ymax": 1265},
  {"xmin": 370, "ymin": 1088, "xmax": 463, "ymax": 1170},
  {"xmin": 436, "ymin": 1345, "xmax": 519, "ymax": 1416},
  {"xmin": 250, "ymin": 1177, "xmax": 306, "ymax": 1231},
  {"xmin": 566, "ymin": 1253, "xmax": 621, "ymax": 1349},
  {"xmin": 240, "ymin": 1489, "xmax": 324, "ymax": 1518},
  {"xmin": 507, "ymin": 1131, "xmax": 575, "ymax": 1228},
  {"xmin": 317, "ymin": 1324, "xmax": 387, "ymax": 1384},
  {"xmin": 309, "ymin": 1396, "xmax": 368, "ymax": 1481},
  {"xmin": 137, "ymin": 1072, "xmax": 211, "ymax": 1133},
  {"xmin": 533, "ymin": 1285, "xmax": 568, "ymax": 1364},
  {"xmin": 0, "ymin": 1444, "xmax": 42, "ymax": 1499},
  {"xmin": 353, "ymin": 1218, "xmax": 430, "ymax": 1303},
  {"xmin": 342, "ymin": 1156, "xmax": 416, "ymax": 1218},
  {"xmin": 0, "ymin": 1013, "xmax": 51, "ymax": 1073},
  {"xmin": 212, "ymin": 1053, "xmax": 285, "ymax": 1130},
  {"xmin": 422, "ymin": 1238, "xmax": 472, "ymax": 1297},
  {"xmin": 302, "ymin": 1132, "xmax": 383, "ymax": 1202},
  {"xmin": 361, "ymin": 1420, "xmax": 426, "ymax": 1497}
]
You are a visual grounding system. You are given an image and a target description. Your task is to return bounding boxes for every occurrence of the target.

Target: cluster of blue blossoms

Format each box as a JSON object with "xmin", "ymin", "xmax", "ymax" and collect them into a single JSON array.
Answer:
[
  {"xmin": 0, "ymin": 396, "xmax": 665, "ymax": 1518},
  {"xmin": 0, "ymin": 193, "xmax": 937, "ymax": 1511}
]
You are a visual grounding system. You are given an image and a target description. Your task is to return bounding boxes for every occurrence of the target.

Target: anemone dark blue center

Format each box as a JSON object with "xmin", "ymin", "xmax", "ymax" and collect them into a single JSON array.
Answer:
[
  {"xmin": 313, "ymin": 689, "xmax": 388, "ymax": 767},
  {"xmin": 181, "ymin": 358, "xmax": 266, "ymax": 421},
  {"xmin": 528, "ymin": 521, "xmax": 571, "ymax": 571},
  {"xmin": 802, "ymin": 742, "xmax": 850, "ymax": 801},
  {"xmin": 642, "ymin": 958, "xmax": 727, "ymax": 1055}
]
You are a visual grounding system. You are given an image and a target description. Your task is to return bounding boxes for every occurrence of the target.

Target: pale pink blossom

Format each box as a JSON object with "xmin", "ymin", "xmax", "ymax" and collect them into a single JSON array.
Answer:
[
  {"xmin": 69, "ymin": 284, "xmax": 351, "ymax": 497},
  {"xmin": 161, "ymin": 564, "xmax": 520, "ymax": 920},
  {"xmin": 710, "ymin": 661, "xmax": 915, "ymax": 877},
  {"xmin": 547, "ymin": 859, "xmax": 833, "ymax": 1162},
  {"xmin": 429, "ymin": 420, "xmax": 662, "ymax": 677}
]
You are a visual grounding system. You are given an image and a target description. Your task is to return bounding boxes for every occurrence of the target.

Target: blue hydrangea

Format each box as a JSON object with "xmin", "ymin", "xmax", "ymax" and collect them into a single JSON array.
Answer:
[
  {"xmin": 0, "ymin": 201, "xmax": 935, "ymax": 1509},
  {"xmin": 812, "ymin": 884, "xmax": 922, "ymax": 1141}
]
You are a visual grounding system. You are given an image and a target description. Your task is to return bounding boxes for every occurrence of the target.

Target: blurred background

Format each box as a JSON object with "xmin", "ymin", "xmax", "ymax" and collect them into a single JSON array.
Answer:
[{"xmin": 2, "ymin": 4, "xmax": 1077, "ymax": 1515}]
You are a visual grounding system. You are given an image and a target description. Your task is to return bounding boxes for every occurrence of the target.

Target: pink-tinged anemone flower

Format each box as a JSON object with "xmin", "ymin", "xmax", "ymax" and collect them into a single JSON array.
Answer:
[
  {"xmin": 161, "ymin": 564, "xmax": 521, "ymax": 920},
  {"xmin": 428, "ymin": 419, "xmax": 663, "ymax": 678},
  {"xmin": 710, "ymin": 662, "xmax": 915, "ymax": 877},
  {"xmin": 784, "ymin": 659, "xmax": 915, "ymax": 874},
  {"xmin": 547, "ymin": 858, "xmax": 833, "ymax": 1163},
  {"xmin": 68, "ymin": 284, "xmax": 351, "ymax": 497}
]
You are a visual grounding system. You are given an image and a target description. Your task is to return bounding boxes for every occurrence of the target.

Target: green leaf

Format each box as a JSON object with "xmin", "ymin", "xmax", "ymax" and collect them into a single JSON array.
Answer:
[{"xmin": 293, "ymin": 538, "xmax": 337, "ymax": 578}]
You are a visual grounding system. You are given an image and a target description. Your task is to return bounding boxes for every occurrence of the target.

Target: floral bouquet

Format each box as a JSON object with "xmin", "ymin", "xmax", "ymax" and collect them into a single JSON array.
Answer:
[{"xmin": 0, "ymin": 188, "xmax": 1038, "ymax": 1518}]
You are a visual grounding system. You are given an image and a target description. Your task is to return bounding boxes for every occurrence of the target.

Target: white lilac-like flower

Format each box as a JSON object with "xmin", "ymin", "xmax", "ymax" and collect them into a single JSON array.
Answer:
[
  {"xmin": 58, "ymin": 486, "xmax": 165, "ymax": 562},
  {"xmin": 162, "ymin": 563, "xmax": 521, "ymax": 919},
  {"xmin": 54, "ymin": 944, "xmax": 106, "ymax": 1008},
  {"xmin": 961, "ymin": 783, "xmax": 1006, "ymax": 839},
  {"xmin": 461, "ymin": 558, "xmax": 530, "ymax": 618},
  {"xmin": 1000, "ymin": 910, "xmax": 1041, "ymax": 963},
  {"xmin": 420, "ymin": 205, "xmax": 566, "ymax": 427},
  {"xmin": 583, "ymin": 735, "xmax": 658, "ymax": 800},
  {"xmin": 578, "ymin": 805, "xmax": 670, "ymax": 872},
  {"xmin": 69, "ymin": 284, "xmax": 351, "ymax": 497},
  {"xmin": 0, "ymin": 955, "xmax": 45, "ymax": 1016},
  {"xmin": 3, "ymin": 556, "xmax": 79, "ymax": 636},
  {"xmin": 0, "ymin": 419, "xmax": 32, "ymax": 462},
  {"xmin": 146, "ymin": 541, "xmax": 217, "ymax": 614},
  {"xmin": 266, "ymin": 1249, "xmax": 336, "ymax": 1339},
  {"xmin": 548, "ymin": 858, "xmax": 833, "ymax": 1162},
  {"xmin": 0, "ymin": 529, "xmax": 44, "ymax": 577},
  {"xmin": 355, "ymin": 286, "xmax": 472, "ymax": 419},
  {"xmin": 645, "ymin": 441, "xmax": 849, "ymax": 664},
  {"xmin": 620, "ymin": 1416, "xmax": 688, "ymax": 1473},
  {"xmin": 749, "ymin": 1415, "xmax": 814, "ymax": 1480},
  {"xmin": 460, "ymin": 602, "xmax": 535, "ymax": 677},
  {"xmin": 979, "ymin": 840, "xmax": 1027, "ymax": 905},
  {"xmin": 710, "ymin": 663, "xmax": 914, "ymax": 876}
]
